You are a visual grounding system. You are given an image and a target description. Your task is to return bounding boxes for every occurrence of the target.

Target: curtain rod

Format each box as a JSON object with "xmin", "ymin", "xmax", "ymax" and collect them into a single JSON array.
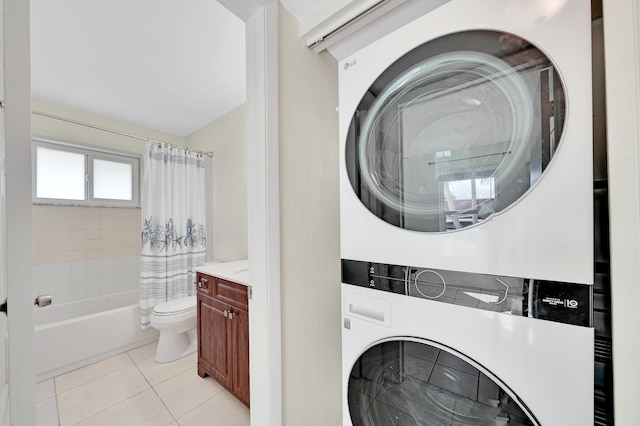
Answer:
[{"xmin": 32, "ymin": 110, "xmax": 214, "ymax": 158}]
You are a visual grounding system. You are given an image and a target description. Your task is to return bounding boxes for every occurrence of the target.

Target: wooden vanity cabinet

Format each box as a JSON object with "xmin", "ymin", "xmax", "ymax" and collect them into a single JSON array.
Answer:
[{"xmin": 196, "ymin": 272, "xmax": 250, "ymax": 407}]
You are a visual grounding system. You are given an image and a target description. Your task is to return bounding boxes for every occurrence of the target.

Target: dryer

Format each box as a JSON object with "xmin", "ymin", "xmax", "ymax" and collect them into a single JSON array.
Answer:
[
  {"xmin": 338, "ymin": 0, "xmax": 593, "ymax": 283},
  {"xmin": 341, "ymin": 268, "xmax": 594, "ymax": 425}
]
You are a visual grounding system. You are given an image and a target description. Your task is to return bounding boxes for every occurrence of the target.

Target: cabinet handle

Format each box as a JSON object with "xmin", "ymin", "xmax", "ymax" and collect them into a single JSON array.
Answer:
[
  {"xmin": 197, "ymin": 277, "xmax": 208, "ymax": 289},
  {"xmin": 223, "ymin": 310, "xmax": 228, "ymax": 317},
  {"xmin": 228, "ymin": 312, "xmax": 235, "ymax": 320}
]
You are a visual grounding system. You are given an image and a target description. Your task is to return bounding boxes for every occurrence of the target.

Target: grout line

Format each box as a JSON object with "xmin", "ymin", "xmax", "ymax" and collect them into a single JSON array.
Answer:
[
  {"xmin": 54, "ymin": 355, "xmax": 149, "ymax": 425},
  {"xmin": 129, "ymin": 349, "xmax": 179, "ymax": 423},
  {"xmin": 171, "ymin": 390, "xmax": 224, "ymax": 425},
  {"xmin": 69, "ymin": 389, "xmax": 151, "ymax": 426},
  {"xmin": 149, "ymin": 364, "xmax": 204, "ymax": 417},
  {"xmin": 69, "ymin": 346, "xmax": 160, "ymax": 424},
  {"xmin": 52, "ymin": 352, "xmax": 135, "ymax": 396},
  {"xmin": 132, "ymin": 351, "xmax": 223, "ymax": 423},
  {"xmin": 53, "ymin": 379, "xmax": 60, "ymax": 426},
  {"xmin": 139, "ymin": 354, "xmax": 199, "ymax": 388},
  {"xmin": 150, "ymin": 384, "xmax": 178, "ymax": 425}
]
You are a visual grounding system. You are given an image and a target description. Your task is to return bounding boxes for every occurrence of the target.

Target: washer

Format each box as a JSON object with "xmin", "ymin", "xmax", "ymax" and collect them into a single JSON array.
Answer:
[
  {"xmin": 342, "ymin": 281, "xmax": 593, "ymax": 425},
  {"xmin": 339, "ymin": 0, "xmax": 593, "ymax": 283}
]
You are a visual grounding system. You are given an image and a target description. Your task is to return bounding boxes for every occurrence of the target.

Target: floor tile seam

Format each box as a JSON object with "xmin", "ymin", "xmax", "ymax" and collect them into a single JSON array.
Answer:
[
  {"xmin": 132, "ymin": 355, "xmax": 157, "ymax": 389},
  {"xmin": 54, "ymin": 358, "xmax": 136, "ymax": 395},
  {"xmin": 55, "ymin": 362, "xmax": 145, "ymax": 399},
  {"xmin": 63, "ymin": 388, "xmax": 151, "ymax": 426},
  {"xmin": 56, "ymin": 369, "xmax": 151, "ymax": 425},
  {"xmin": 148, "ymin": 383, "xmax": 179, "ymax": 423},
  {"xmin": 151, "ymin": 376, "xmax": 227, "ymax": 418},
  {"xmin": 145, "ymin": 362, "xmax": 199, "ymax": 387},
  {"xmin": 125, "ymin": 351, "xmax": 137, "ymax": 365},
  {"xmin": 131, "ymin": 354, "xmax": 179, "ymax": 423},
  {"xmin": 131, "ymin": 353, "xmax": 154, "ymax": 366},
  {"xmin": 173, "ymin": 390, "xmax": 227, "ymax": 423}
]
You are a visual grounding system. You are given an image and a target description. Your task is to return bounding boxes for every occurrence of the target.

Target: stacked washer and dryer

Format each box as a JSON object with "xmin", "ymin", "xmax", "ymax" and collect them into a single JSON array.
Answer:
[{"xmin": 338, "ymin": 1, "xmax": 594, "ymax": 425}]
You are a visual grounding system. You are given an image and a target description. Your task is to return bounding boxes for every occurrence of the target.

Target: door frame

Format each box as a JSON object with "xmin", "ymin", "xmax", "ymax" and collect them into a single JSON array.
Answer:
[
  {"xmin": 4, "ymin": 0, "xmax": 35, "ymax": 424},
  {"xmin": 220, "ymin": 1, "xmax": 282, "ymax": 425}
]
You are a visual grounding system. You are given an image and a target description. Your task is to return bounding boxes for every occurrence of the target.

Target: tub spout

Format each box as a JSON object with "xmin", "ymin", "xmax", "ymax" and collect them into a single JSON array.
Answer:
[{"xmin": 34, "ymin": 294, "xmax": 53, "ymax": 308}]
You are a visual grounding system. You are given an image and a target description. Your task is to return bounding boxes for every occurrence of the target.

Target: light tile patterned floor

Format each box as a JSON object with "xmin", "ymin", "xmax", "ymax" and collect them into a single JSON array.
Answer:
[{"xmin": 36, "ymin": 341, "xmax": 250, "ymax": 426}]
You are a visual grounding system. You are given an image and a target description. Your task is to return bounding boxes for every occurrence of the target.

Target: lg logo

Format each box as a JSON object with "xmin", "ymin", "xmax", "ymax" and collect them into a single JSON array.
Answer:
[
  {"xmin": 343, "ymin": 59, "xmax": 357, "ymax": 70},
  {"xmin": 566, "ymin": 299, "xmax": 579, "ymax": 309}
]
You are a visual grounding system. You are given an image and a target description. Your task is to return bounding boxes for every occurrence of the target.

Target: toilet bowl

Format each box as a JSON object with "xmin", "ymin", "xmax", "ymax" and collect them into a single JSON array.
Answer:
[{"xmin": 150, "ymin": 296, "xmax": 197, "ymax": 363}]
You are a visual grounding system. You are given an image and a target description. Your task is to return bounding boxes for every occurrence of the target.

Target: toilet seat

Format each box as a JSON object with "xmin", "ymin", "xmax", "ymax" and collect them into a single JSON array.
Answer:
[{"xmin": 152, "ymin": 296, "xmax": 197, "ymax": 316}]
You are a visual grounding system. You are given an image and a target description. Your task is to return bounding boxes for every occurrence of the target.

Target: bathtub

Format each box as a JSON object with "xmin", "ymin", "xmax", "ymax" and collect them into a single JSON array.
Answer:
[{"xmin": 34, "ymin": 290, "xmax": 159, "ymax": 382}]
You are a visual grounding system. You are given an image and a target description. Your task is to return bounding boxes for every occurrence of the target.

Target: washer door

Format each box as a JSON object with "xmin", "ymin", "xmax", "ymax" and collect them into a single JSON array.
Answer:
[
  {"xmin": 348, "ymin": 339, "xmax": 537, "ymax": 426},
  {"xmin": 345, "ymin": 30, "xmax": 565, "ymax": 232}
]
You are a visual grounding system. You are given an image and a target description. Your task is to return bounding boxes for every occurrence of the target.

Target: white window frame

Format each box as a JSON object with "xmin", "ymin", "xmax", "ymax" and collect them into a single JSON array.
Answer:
[{"xmin": 31, "ymin": 137, "xmax": 140, "ymax": 207}]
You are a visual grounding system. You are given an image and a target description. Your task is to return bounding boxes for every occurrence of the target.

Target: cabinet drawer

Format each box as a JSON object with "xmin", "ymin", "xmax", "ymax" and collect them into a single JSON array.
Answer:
[
  {"xmin": 214, "ymin": 278, "xmax": 248, "ymax": 311},
  {"xmin": 196, "ymin": 273, "xmax": 212, "ymax": 295},
  {"xmin": 196, "ymin": 273, "xmax": 249, "ymax": 311}
]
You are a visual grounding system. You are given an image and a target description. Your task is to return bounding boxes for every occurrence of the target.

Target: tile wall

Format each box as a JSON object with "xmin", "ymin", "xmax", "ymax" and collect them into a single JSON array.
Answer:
[{"xmin": 32, "ymin": 206, "xmax": 141, "ymax": 304}]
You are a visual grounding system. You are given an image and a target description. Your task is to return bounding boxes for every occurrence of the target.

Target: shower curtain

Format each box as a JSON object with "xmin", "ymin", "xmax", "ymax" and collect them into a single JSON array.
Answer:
[{"xmin": 139, "ymin": 142, "xmax": 207, "ymax": 328}]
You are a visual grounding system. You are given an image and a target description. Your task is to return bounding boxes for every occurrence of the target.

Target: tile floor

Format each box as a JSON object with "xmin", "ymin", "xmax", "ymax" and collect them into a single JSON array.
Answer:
[{"xmin": 36, "ymin": 341, "xmax": 250, "ymax": 426}]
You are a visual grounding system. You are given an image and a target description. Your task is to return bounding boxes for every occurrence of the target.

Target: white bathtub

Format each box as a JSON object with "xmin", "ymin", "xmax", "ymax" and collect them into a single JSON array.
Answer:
[{"xmin": 34, "ymin": 290, "xmax": 159, "ymax": 381}]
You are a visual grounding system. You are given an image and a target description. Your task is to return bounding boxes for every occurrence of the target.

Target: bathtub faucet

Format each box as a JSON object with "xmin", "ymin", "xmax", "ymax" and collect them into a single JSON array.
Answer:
[{"xmin": 35, "ymin": 294, "xmax": 53, "ymax": 308}]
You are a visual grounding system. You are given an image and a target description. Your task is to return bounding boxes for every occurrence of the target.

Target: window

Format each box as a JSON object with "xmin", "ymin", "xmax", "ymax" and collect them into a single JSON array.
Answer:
[
  {"xmin": 444, "ymin": 177, "xmax": 496, "ymax": 230},
  {"xmin": 32, "ymin": 138, "xmax": 140, "ymax": 207}
]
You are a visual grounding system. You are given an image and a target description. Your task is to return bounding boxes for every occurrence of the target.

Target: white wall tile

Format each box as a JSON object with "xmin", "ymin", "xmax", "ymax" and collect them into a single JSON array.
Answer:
[
  {"xmin": 55, "ymin": 263, "xmax": 71, "ymax": 274},
  {"xmin": 33, "ymin": 206, "xmax": 145, "ymax": 303}
]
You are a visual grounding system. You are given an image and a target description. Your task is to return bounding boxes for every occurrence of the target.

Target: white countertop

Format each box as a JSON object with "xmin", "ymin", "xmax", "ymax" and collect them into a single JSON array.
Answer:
[{"xmin": 195, "ymin": 260, "xmax": 249, "ymax": 286}]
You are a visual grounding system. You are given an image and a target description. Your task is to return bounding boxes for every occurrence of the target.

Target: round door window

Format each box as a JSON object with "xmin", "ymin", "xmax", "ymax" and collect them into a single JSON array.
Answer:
[
  {"xmin": 348, "ymin": 339, "xmax": 537, "ymax": 425},
  {"xmin": 345, "ymin": 31, "xmax": 566, "ymax": 232}
]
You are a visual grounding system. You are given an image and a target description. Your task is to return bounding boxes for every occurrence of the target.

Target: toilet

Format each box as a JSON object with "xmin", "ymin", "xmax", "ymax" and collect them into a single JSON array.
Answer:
[{"xmin": 150, "ymin": 295, "xmax": 197, "ymax": 363}]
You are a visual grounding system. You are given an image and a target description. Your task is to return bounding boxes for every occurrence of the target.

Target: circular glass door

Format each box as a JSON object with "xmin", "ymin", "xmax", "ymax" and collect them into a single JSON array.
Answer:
[
  {"xmin": 348, "ymin": 339, "xmax": 537, "ymax": 425},
  {"xmin": 346, "ymin": 31, "xmax": 566, "ymax": 232}
]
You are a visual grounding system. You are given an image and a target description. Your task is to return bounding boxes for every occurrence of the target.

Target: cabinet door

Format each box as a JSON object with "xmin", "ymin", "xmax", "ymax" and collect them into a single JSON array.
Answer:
[
  {"xmin": 198, "ymin": 294, "xmax": 232, "ymax": 388},
  {"xmin": 231, "ymin": 308, "xmax": 250, "ymax": 407}
]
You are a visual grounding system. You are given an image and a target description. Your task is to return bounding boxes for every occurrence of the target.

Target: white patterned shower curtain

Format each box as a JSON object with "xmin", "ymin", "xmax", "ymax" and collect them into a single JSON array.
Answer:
[{"xmin": 139, "ymin": 142, "xmax": 207, "ymax": 328}]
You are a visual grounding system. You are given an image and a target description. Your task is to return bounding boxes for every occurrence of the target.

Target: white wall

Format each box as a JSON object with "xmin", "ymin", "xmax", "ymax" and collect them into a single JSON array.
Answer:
[
  {"xmin": 32, "ymin": 99, "xmax": 185, "ymax": 153},
  {"xmin": 186, "ymin": 104, "xmax": 248, "ymax": 262},
  {"xmin": 278, "ymin": 5, "xmax": 342, "ymax": 425}
]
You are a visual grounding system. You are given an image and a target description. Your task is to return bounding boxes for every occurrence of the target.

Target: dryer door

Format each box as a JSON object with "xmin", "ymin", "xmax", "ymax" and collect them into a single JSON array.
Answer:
[
  {"xmin": 346, "ymin": 30, "xmax": 565, "ymax": 233},
  {"xmin": 348, "ymin": 339, "xmax": 537, "ymax": 426}
]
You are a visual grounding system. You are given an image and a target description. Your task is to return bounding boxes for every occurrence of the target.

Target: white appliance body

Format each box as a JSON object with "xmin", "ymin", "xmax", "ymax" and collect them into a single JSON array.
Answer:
[
  {"xmin": 338, "ymin": 0, "xmax": 593, "ymax": 284},
  {"xmin": 342, "ymin": 284, "xmax": 594, "ymax": 425}
]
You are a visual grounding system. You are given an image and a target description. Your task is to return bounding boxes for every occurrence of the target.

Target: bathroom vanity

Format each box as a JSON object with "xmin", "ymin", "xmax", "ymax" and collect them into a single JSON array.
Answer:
[{"xmin": 195, "ymin": 260, "xmax": 250, "ymax": 407}]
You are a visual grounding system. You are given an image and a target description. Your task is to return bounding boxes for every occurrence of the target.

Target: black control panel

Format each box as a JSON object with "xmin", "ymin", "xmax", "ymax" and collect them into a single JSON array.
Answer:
[
  {"xmin": 342, "ymin": 260, "xmax": 406, "ymax": 294},
  {"xmin": 341, "ymin": 259, "xmax": 593, "ymax": 327},
  {"xmin": 526, "ymin": 280, "xmax": 591, "ymax": 327}
]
